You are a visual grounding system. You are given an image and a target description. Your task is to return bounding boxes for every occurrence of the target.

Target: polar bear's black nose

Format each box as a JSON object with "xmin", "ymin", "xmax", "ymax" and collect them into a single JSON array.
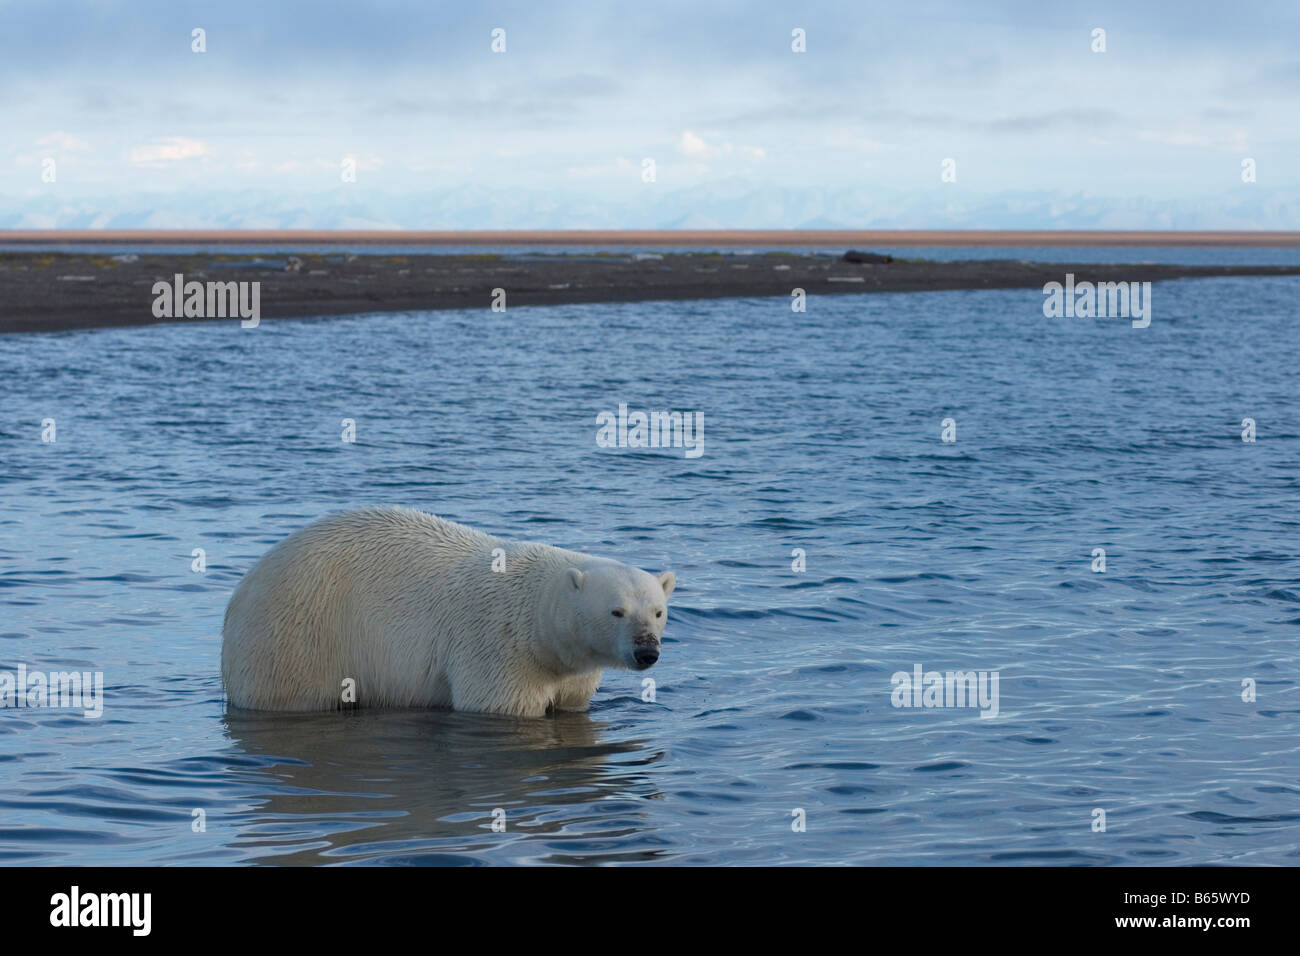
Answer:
[{"xmin": 633, "ymin": 646, "xmax": 660, "ymax": 669}]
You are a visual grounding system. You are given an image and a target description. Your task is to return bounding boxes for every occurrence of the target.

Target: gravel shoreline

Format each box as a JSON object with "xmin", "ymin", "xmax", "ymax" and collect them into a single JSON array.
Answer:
[{"xmin": 3, "ymin": 250, "xmax": 1299, "ymax": 334}]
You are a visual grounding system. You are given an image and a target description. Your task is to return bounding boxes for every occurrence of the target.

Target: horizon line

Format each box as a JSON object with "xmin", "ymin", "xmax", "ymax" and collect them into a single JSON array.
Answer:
[{"xmin": 3, "ymin": 229, "xmax": 1300, "ymax": 248}]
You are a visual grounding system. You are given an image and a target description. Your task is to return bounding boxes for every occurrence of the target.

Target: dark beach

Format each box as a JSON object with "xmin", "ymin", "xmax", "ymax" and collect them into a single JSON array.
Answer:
[{"xmin": 3, "ymin": 248, "xmax": 1300, "ymax": 334}]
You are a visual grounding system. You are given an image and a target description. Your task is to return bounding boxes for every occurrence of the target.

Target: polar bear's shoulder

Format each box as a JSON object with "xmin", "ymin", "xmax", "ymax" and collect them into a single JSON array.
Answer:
[
  {"xmin": 309, "ymin": 506, "xmax": 487, "ymax": 543},
  {"xmin": 289, "ymin": 507, "xmax": 590, "ymax": 577}
]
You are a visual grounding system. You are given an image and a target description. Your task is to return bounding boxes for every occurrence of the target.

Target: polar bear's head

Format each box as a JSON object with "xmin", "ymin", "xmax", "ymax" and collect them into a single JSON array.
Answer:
[{"xmin": 555, "ymin": 560, "xmax": 675, "ymax": 672}]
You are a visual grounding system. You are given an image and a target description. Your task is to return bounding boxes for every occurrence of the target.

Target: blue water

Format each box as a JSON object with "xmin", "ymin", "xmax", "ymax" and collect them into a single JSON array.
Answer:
[{"xmin": 1, "ymin": 274, "xmax": 1298, "ymax": 865}]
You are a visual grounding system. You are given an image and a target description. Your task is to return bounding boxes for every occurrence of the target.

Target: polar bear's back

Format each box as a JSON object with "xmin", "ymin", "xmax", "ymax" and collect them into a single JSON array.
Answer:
[{"xmin": 221, "ymin": 507, "xmax": 520, "ymax": 710}]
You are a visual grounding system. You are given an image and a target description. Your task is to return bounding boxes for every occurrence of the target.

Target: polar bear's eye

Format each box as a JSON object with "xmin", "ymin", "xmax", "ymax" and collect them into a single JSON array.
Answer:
[
  {"xmin": 611, "ymin": 609, "xmax": 624, "ymax": 617},
  {"xmin": 655, "ymin": 609, "xmax": 663, "ymax": 618}
]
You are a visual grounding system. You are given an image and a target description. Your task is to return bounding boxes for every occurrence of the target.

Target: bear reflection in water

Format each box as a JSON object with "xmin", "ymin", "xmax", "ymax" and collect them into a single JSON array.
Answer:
[{"xmin": 222, "ymin": 706, "xmax": 664, "ymax": 864}]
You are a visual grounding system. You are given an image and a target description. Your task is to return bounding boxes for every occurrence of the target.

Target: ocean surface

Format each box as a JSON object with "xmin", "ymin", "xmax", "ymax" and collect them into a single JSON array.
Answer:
[{"xmin": 1, "ymin": 269, "xmax": 1298, "ymax": 865}]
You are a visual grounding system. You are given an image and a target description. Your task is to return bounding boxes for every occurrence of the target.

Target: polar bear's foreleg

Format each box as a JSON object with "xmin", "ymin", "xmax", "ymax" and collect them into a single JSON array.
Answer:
[{"xmin": 551, "ymin": 672, "xmax": 603, "ymax": 712}]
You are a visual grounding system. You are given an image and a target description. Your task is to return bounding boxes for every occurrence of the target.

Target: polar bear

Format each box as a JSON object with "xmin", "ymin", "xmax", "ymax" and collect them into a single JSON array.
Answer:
[{"xmin": 220, "ymin": 507, "xmax": 675, "ymax": 717}]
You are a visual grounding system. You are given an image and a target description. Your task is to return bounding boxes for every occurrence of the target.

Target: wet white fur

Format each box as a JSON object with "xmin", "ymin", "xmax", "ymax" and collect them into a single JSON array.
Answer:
[{"xmin": 221, "ymin": 507, "xmax": 675, "ymax": 716}]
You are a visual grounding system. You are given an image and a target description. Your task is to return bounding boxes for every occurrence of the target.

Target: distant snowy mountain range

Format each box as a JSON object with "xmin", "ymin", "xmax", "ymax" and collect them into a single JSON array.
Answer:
[{"xmin": 2, "ymin": 184, "xmax": 1297, "ymax": 231}]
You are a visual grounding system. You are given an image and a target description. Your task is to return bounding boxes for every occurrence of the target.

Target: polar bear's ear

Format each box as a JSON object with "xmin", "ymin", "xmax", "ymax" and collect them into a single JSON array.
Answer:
[
  {"xmin": 566, "ymin": 568, "xmax": 584, "ymax": 591},
  {"xmin": 658, "ymin": 571, "xmax": 676, "ymax": 597}
]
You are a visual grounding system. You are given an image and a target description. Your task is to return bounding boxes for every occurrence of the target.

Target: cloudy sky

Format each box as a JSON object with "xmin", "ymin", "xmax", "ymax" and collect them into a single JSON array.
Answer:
[{"xmin": 2, "ymin": 0, "xmax": 1297, "ymax": 228}]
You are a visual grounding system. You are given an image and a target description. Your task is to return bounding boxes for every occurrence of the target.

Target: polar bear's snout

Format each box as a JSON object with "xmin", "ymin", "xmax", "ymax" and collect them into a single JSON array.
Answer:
[{"xmin": 632, "ymin": 633, "xmax": 660, "ymax": 670}]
